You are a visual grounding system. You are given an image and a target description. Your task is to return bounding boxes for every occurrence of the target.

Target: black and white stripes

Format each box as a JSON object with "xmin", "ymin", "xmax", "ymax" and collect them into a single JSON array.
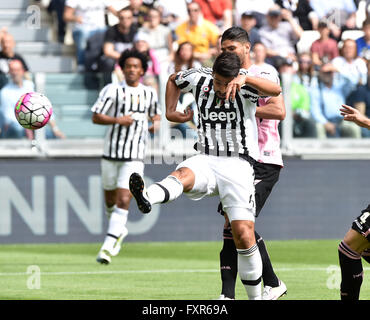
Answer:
[
  {"xmin": 175, "ymin": 67, "xmax": 259, "ymax": 160},
  {"xmin": 91, "ymin": 83, "xmax": 161, "ymax": 161}
]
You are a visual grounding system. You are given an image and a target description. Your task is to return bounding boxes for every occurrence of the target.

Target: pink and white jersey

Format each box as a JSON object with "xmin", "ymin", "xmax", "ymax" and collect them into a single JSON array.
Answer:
[{"xmin": 248, "ymin": 63, "xmax": 284, "ymax": 167}]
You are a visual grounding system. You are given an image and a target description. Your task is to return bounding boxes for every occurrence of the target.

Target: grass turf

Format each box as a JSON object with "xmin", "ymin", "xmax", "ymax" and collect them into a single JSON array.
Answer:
[{"xmin": 0, "ymin": 239, "xmax": 369, "ymax": 300}]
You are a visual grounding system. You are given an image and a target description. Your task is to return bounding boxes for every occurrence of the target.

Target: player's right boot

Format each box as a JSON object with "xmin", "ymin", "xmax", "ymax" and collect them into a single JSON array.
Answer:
[
  {"xmin": 262, "ymin": 280, "xmax": 287, "ymax": 300},
  {"xmin": 96, "ymin": 227, "xmax": 129, "ymax": 264},
  {"xmin": 129, "ymin": 173, "xmax": 152, "ymax": 214}
]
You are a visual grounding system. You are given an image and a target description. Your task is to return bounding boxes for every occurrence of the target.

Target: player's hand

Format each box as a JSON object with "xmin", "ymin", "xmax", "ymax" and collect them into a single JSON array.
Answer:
[
  {"xmin": 225, "ymin": 74, "xmax": 248, "ymax": 102},
  {"xmin": 166, "ymin": 106, "xmax": 194, "ymax": 123},
  {"xmin": 340, "ymin": 104, "xmax": 369, "ymax": 128},
  {"xmin": 116, "ymin": 113, "xmax": 134, "ymax": 126}
]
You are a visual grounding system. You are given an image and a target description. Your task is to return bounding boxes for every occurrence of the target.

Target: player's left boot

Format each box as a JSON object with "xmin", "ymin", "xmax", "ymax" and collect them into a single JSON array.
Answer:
[
  {"xmin": 96, "ymin": 250, "xmax": 111, "ymax": 264},
  {"xmin": 110, "ymin": 226, "xmax": 128, "ymax": 257},
  {"xmin": 129, "ymin": 173, "xmax": 152, "ymax": 213},
  {"xmin": 262, "ymin": 280, "xmax": 287, "ymax": 300}
]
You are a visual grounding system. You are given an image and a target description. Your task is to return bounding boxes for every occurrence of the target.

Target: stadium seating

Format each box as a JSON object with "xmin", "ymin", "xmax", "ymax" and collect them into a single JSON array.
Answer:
[
  {"xmin": 296, "ymin": 30, "xmax": 320, "ymax": 54},
  {"xmin": 341, "ymin": 30, "xmax": 365, "ymax": 41},
  {"xmin": 0, "ymin": 0, "xmax": 76, "ymax": 72},
  {"xmin": 41, "ymin": 73, "xmax": 106, "ymax": 138}
]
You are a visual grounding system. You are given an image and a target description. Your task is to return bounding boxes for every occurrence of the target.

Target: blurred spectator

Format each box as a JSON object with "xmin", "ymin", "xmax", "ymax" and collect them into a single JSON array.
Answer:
[
  {"xmin": 234, "ymin": 0, "xmax": 275, "ymax": 28},
  {"xmin": 0, "ymin": 32, "xmax": 29, "ymax": 90},
  {"xmin": 124, "ymin": 0, "xmax": 150, "ymax": 27},
  {"xmin": 139, "ymin": 7, "xmax": 173, "ymax": 63},
  {"xmin": 101, "ymin": 8, "xmax": 138, "ymax": 73},
  {"xmin": 292, "ymin": 52, "xmax": 319, "ymax": 137},
  {"xmin": 63, "ymin": 0, "xmax": 118, "ymax": 71},
  {"xmin": 346, "ymin": 56, "xmax": 370, "ymax": 137},
  {"xmin": 332, "ymin": 38, "xmax": 368, "ymax": 86},
  {"xmin": 133, "ymin": 32, "xmax": 161, "ymax": 91},
  {"xmin": 0, "ymin": 60, "xmax": 33, "ymax": 139},
  {"xmin": 309, "ymin": 0, "xmax": 357, "ymax": 35},
  {"xmin": 167, "ymin": 41, "xmax": 202, "ymax": 74},
  {"xmin": 47, "ymin": 0, "xmax": 66, "ymax": 43},
  {"xmin": 356, "ymin": 17, "xmax": 370, "ymax": 58},
  {"xmin": 275, "ymin": 0, "xmax": 319, "ymax": 30},
  {"xmin": 310, "ymin": 21, "xmax": 339, "ymax": 67},
  {"xmin": 259, "ymin": 6, "xmax": 303, "ymax": 68},
  {"xmin": 175, "ymin": 1, "xmax": 220, "ymax": 63},
  {"xmin": 240, "ymin": 11, "xmax": 261, "ymax": 47},
  {"xmin": 294, "ymin": 52, "xmax": 318, "ymax": 90},
  {"xmin": 194, "ymin": 0, "xmax": 233, "ymax": 32},
  {"xmin": 310, "ymin": 63, "xmax": 360, "ymax": 138},
  {"xmin": 167, "ymin": 41, "xmax": 199, "ymax": 137},
  {"xmin": 251, "ymin": 42, "xmax": 276, "ymax": 73},
  {"xmin": 155, "ymin": 0, "xmax": 188, "ymax": 29}
]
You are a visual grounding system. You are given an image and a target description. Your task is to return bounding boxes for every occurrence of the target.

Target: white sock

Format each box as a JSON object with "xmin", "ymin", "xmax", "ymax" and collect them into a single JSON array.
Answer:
[
  {"xmin": 102, "ymin": 208, "xmax": 128, "ymax": 251},
  {"xmin": 105, "ymin": 204, "xmax": 116, "ymax": 219},
  {"xmin": 146, "ymin": 175, "xmax": 183, "ymax": 205},
  {"xmin": 237, "ymin": 245, "xmax": 263, "ymax": 300}
]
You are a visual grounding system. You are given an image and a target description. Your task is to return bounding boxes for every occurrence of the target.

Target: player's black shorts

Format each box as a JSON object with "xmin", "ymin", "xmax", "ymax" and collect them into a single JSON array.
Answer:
[
  {"xmin": 253, "ymin": 162, "xmax": 281, "ymax": 217},
  {"xmin": 351, "ymin": 204, "xmax": 370, "ymax": 242},
  {"xmin": 218, "ymin": 162, "xmax": 281, "ymax": 218}
]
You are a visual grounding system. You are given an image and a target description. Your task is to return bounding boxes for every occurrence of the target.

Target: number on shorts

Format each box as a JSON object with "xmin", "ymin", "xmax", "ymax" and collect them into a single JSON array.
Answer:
[{"xmin": 360, "ymin": 211, "xmax": 370, "ymax": 225}]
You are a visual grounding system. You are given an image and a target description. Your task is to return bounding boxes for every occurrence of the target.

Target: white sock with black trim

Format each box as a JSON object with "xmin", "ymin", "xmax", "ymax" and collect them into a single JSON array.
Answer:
[
  {"xmin": 146, "ymin": 175, "xmax": 184, "ymax": 205},
  {"xmin": 102, "ymin": 208, "xmax": 128, "ymax": 251},
  {"xmin": 237, "ymin": 244, "xmax": 263, "ymax": 300}
]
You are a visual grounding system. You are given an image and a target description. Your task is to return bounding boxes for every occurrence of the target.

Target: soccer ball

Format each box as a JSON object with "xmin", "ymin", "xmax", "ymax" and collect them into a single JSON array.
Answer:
[{"xmin": 14, "ymin": 92, "xmax": 53, "ymax": 130}]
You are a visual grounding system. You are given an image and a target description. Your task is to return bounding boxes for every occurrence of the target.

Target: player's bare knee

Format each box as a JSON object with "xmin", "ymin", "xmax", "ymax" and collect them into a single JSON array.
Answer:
[
  {"xmin": 231, "ymin": 221, "xmax": 255, "ymax": 249},
  {"xmin": 170, "ymin": 167, "xmax": 194, "ymax": 192}
]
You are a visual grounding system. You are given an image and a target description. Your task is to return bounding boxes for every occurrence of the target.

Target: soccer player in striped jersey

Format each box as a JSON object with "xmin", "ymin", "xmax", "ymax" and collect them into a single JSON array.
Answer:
[
  {"xmin": 92, "ymin": 49, "xmax": 161, "ymax": 264},
  {"xmin": 130, "ymin": 51, "xmax": 281, "ymax": 300},
  {"xmin": 217, "ymin": 27, "xmax": 287, "ymax": 300},
  {"xmin": 338, "ymin": 104, "xmax": 370, "ymax": 300}
]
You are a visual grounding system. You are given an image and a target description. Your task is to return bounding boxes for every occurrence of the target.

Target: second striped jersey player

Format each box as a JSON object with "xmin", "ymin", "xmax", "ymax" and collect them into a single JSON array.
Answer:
[{"xmin": 92, "ymin": 50, "xmax": 161, "ymax": 264}]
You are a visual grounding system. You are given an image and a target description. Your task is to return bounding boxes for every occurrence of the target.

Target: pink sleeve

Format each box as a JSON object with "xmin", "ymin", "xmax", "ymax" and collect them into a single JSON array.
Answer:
[{"xmin": 149, "ymin": 49, "xmax": 161, "ymax": 76}]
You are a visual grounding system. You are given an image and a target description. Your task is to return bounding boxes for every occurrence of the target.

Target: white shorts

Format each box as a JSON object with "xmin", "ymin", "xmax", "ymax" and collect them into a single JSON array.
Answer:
[
  {"xmin": 101, "ymin": 159, "xmax": 144, "ymax": 190},
  {"xmin": 176, "ymin": 154, "xmax": 256, "ymax": 221}
]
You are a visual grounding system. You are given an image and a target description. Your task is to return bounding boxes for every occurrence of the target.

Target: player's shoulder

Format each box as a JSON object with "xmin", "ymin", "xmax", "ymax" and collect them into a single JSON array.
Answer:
[
  {"xmin": 140, "ymin": 83, "xmax": 158, "ymax": 95},
  {"xmin": 176, "ymin": 67, "xmax": 212, "ymax": 83}
]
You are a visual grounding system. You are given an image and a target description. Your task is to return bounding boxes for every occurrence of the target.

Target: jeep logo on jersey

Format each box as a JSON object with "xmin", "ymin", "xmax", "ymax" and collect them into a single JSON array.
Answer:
[{"xmin": 201, "ymin": 109, "xmax": 237, "ymax": 122}]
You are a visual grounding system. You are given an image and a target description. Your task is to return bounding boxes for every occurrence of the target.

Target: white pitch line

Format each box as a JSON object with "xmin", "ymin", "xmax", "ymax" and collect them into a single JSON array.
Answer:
[{"xmin": 0, "ymin": 267, "xmax": 369, "ymax": 277}]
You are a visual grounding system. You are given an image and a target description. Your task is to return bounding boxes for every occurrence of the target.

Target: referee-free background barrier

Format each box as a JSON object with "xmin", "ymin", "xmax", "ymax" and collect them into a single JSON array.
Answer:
[{"xmin": 0, "ymin": 157, "xmax": 368, "ymax": 244}]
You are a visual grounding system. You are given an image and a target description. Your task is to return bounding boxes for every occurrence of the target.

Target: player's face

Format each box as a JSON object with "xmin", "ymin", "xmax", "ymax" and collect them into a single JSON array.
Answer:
[
  {"xmin": 213, "ymin": 73, "xmax": 234, "ymax": 100},
  {"xmin": 221, "ymin": 40, "xmax": 250, "ymax": 67},
  {"xmin": 123, "ymin": 57, "xmax": 144, "ymax": 85}
]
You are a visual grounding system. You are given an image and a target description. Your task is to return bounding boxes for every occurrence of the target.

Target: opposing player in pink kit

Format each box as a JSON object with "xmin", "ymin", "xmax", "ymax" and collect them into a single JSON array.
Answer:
[{"xmin": 217, "ymin": 27, "xmax": 287, "ymax": 300}]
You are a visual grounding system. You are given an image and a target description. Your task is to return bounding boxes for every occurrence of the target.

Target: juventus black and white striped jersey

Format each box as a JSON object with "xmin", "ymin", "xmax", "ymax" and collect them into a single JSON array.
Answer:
[
  {"xmin": 175, "ymin": 67, "xmax": 260, "ymax": 160},
  {"xmin": 91, "ymin": 82, "xmax": 161, "ymax": 161}
]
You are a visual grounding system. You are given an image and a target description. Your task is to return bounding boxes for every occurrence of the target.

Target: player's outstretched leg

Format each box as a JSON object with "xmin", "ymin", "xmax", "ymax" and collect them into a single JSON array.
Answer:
[{"xmin": 130, "ymin": 171, "xmax": 186, "ymax": 214}]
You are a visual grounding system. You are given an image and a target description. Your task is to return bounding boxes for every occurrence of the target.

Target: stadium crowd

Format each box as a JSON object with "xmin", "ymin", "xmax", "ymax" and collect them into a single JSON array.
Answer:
[{"xmin": 0, "ymin": 0, "xmax": 369, "ymax": 139}]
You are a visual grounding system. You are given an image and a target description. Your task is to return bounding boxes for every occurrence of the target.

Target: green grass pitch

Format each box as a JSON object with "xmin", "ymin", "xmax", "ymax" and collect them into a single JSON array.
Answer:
[{"xmin": 0, "ymin": 239, "xmax": 369, "ymax": 300}]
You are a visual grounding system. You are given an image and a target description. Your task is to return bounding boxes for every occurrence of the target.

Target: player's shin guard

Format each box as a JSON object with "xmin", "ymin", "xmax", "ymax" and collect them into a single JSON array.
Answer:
[
  {"xmin": 220, "ymin": 226, "xmax": 237, "ymax": 299},
  {"xmin": 237, "ymin": 245, "xmax": 263, "ymax": 300},
  {"xmin": 146, "ymin": 175, "xmax": 183, "ymax": 205},
  {"xmin": 255, "ymin": 231, "xmax": 279, "ymax": 288},
  {"xmin": 338, "ymin": 241, "xmax": 363, "ymax": 300}
]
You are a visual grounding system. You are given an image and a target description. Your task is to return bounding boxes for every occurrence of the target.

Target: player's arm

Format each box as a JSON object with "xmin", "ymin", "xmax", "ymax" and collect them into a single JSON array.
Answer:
[
  {"xmin": 165, "ymin": 73, "xmax": 194, "ymax": 123},
  {"xmin": 148, "ymin": 114, "xmax": 161, "ymax": 133},
  {"xmin": 226, "ymin": 73, "xmax": 281, "ymax": 101},
  {"xmin": 92, "ymin": 112, "xmax": 134, "ymax": 126},
  {"xmin": 256, "ymin": 94, "xmax": 286, "ymax": 121},
  {"xmin": 340, "ymin": 104, "xmax": 370, "ymax": 129}
]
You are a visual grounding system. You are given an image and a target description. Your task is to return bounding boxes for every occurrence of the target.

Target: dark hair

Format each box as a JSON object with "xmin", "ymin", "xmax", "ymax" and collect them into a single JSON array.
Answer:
[
  {"xmin": 118, "ymin": 49, "xmax": 148, "ymax": 73},
  {"xmin": 212, "ymin": 51, "xmax": 241, "ymax": 78},
  {"xmin": 221, "ymin": 26, "xmax": 250, "ymax": 44},
  {"xmin": 175, "ymin": 42, "xmax": 196, "ymax": 72}
]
